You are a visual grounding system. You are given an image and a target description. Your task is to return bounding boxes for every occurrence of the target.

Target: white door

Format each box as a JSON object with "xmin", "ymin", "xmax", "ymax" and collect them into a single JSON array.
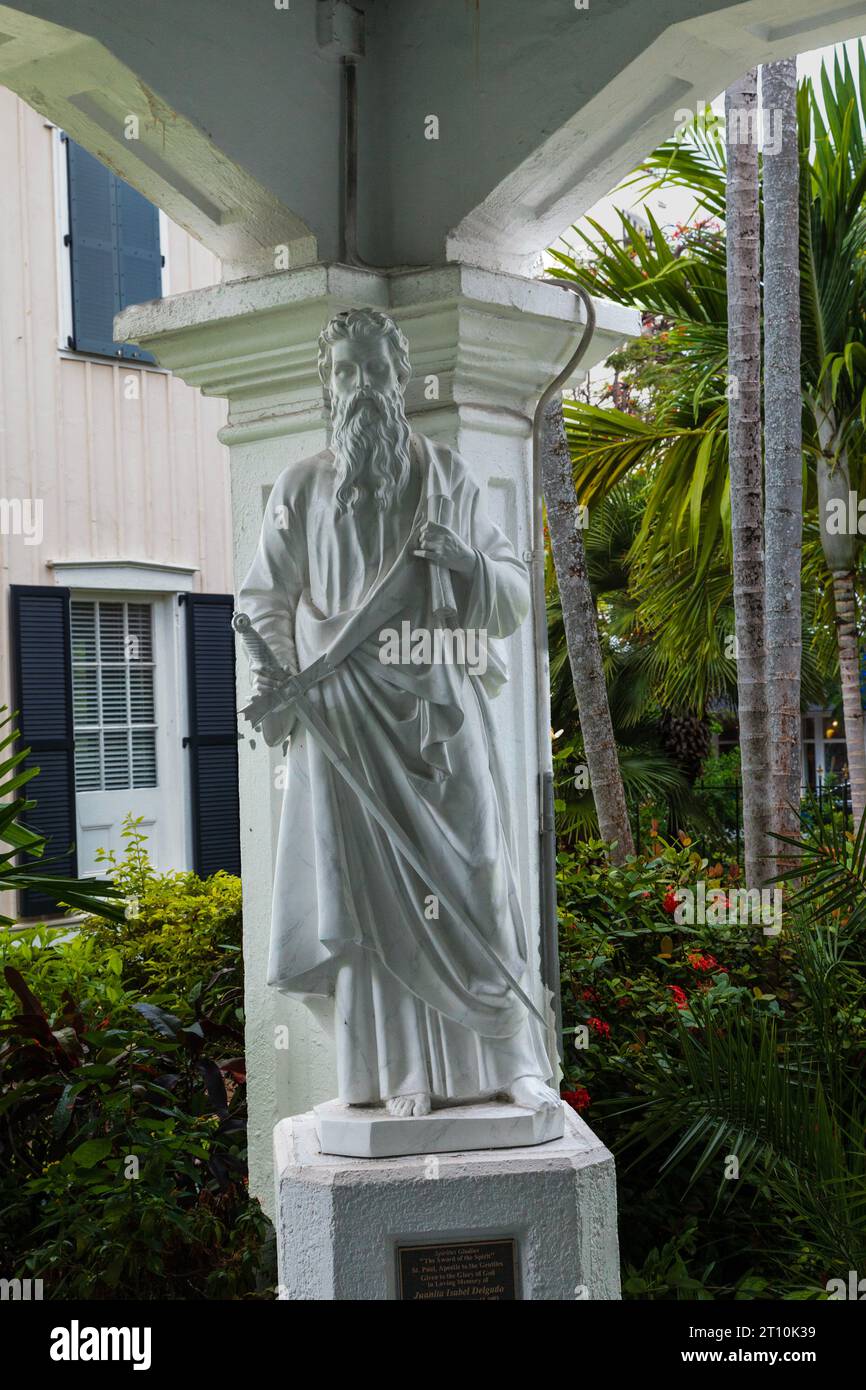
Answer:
[{"xmin": 70, "ymin": 594, "xmax": 181, "ymax": 876}]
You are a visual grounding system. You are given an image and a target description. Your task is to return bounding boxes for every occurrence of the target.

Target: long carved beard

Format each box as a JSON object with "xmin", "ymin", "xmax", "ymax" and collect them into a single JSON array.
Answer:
[{"xmin": 331, "ymin": 387, "xmax": 411, "ymax": 514}]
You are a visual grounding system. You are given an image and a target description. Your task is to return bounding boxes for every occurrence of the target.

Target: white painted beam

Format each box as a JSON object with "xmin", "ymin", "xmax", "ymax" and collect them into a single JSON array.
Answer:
[{"xmin": 0, "ymin": 5, "xmax": 317, "ymax": 278}]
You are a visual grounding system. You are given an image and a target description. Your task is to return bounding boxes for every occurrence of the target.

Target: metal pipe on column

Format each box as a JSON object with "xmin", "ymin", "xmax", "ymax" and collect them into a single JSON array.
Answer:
[{"xmin": 531, "ymin": 281, "xmax": 597, "ymax": 1072}]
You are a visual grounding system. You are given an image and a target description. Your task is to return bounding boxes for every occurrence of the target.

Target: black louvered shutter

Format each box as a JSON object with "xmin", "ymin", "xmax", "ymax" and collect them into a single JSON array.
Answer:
[
  {"xmin": 66, "ymin": 140, "xmax": 117, "ymax": 357},
  {"xmin": 66, "ymin": 138, "xmax": 160, "ymax": 361},
  {"xmin": 184, "ymin": 595, "xmax": 242, "ymax": 878},
  {"xmin": 116, "ymin": 177, "xmax": 162, "ymax": 333},
  {"xmin": 10, "ymin": 586, "xmax": 78, "ymax": 918}
]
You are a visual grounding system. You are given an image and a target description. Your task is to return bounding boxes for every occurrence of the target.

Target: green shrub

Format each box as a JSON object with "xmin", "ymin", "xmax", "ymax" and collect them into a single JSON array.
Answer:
[
  {"xmin": 557, "ymin": 825, "xmax": 866, "ymax": 1300},
  {"xmin": 83, "ymin": 818, "xmax": 243, "ymax": 997},
  {"xmin": 558, "ymin": 817, "xmax": 866, "ymax": 1295},
  {"xmin": 0, "ymin": 819, "xmax": 274, "ymax": 1300}
]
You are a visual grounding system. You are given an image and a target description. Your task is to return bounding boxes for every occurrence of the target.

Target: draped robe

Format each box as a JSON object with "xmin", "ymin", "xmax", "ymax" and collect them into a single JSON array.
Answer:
[{"xmin": 238, "ymin": 432, "xmax": 552, "ymax": 1103}]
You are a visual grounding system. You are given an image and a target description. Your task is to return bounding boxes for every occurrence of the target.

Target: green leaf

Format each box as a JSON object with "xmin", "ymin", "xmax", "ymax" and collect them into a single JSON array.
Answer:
[{"xmin": 69, "ymin": 1138, "xmax": 112, "ymax": 1169}]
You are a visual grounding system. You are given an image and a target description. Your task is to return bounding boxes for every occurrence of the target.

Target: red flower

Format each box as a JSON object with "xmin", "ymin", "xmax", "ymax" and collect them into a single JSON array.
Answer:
[
  {"xmin": 662, "ymin": 887, "xmax": 680, "ymax": 915},
  {"xmin": 587, "ymin": 1016, "xmax": 611, "ymax": 1039},
  {"xmin": 561, "ymin": 1087, "xmax": 591, "ymax": 1114},
  {"xmin": 688, "ymin": 952, "xmax": 721, "ymax": 973},
  {"xmin": 581, "ymin": 987, "xmax": 600, "ymax": 1004},
  {"xmin": 668, "ymin": 985, "xmax": 688, "ymax": 1010}
]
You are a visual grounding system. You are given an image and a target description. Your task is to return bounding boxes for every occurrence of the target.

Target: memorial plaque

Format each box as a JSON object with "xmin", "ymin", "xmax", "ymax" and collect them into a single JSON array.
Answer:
[{"xmin": 396, "ymin": 1238, "xmax": 518, "ymax": 1300}]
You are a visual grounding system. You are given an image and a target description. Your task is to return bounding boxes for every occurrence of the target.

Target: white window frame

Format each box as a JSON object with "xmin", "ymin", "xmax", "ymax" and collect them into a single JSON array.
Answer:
[
  {"xmin": 51, "ymin": 123, "xmax": 74, "ymax": 352},
  {"xmin": 50, "ymin": 561, "xmax": 198, "ymax": 874},
  {"xmin": 70, "ymin": 598, "xmax": 159, "ymax": 794}
]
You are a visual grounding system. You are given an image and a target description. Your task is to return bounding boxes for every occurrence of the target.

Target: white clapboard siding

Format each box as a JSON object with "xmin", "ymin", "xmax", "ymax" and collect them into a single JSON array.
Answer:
[
  {"xmin": 0, "ymin": 88, "xmax": 234, "ymax": 912},
  {"xmin": 0, "ymin": 87, "xmax": 232, "ymax": 703}
]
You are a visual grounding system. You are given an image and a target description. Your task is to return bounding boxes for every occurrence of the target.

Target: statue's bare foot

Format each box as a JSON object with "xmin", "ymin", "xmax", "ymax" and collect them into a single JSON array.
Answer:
[
  {"xmin": 386, "ymin": 1092, "xmax": 432, "ymax": 1117},
  {"xmin": 508, "ymin": 1075, "xmax": 561, "ymax": 1114}
]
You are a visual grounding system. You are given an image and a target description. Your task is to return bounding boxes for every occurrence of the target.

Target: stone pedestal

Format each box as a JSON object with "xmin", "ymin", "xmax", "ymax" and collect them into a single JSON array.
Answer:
[
  {"xmin": 314, "ymin": 1098, "xmax": 565, "ymax": 1159},
  {"xmin": 274, "ymin": 1103, "xmax": 620, "ymax": 1301}
]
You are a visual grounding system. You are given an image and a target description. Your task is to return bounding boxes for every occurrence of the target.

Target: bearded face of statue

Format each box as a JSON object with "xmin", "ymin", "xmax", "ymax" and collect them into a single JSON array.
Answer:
[{"xmin": 328, "ymin": 335, "xmax": 412, "ymax": 515}]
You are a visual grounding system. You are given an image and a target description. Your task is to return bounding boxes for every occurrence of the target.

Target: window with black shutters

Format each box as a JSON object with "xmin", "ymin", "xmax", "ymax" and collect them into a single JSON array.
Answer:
[
  {"xmin": 64, "ymin": 137, "xmax": 163, "ymax": 361},
  {"xmin": 10, "ymin": 585, "xmax": 243, "ymax": 909}
]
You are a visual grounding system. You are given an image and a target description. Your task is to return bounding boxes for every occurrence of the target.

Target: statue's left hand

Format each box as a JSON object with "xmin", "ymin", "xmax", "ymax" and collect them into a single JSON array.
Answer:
[{"xmin": 412, "ymin": 521, "xmax": 476, "ymax": 577}]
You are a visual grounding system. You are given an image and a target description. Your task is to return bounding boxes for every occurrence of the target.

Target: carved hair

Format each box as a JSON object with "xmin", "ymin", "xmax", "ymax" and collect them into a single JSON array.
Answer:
[{"xmin": 317, "ymin": 308, "xmax": 411, "ymax": 393}]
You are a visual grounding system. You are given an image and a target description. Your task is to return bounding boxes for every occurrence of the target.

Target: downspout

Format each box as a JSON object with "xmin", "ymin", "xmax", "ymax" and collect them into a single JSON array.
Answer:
[
  {"xmin": 531, "ymin": 281, "xmax": 597, "ymax": 1072},
  {"xmin": 342, "ymin": 58, "xmax": 371, "ymax": 270},
  {"xmin": 342, "ymin": 56, "xmax": 428, "ymax": 272}
]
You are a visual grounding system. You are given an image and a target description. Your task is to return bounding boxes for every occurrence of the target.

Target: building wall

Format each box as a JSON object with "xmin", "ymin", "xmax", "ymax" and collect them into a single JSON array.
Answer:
[
  {"xmin": 0, "ymin": 88, "xmax": 231, "ymax": 712},
  {"xmin": 0, "ymin": 88, "xmax": 232, "ymax": 901}
]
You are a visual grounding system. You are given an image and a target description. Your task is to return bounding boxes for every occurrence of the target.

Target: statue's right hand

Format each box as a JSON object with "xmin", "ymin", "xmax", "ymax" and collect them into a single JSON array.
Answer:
[{"xmin": 252, "ymin": 669, "xmax": 283, "ymax": 697}]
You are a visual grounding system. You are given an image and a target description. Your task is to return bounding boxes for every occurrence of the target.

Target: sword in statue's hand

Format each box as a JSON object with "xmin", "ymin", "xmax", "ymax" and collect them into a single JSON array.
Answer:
[{"xmin": 232, "ymin": 609, "xmax": 546, "ymax": 1030}]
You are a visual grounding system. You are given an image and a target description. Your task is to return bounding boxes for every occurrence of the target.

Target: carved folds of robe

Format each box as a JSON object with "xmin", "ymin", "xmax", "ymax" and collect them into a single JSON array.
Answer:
[{"xmin": 238, "ymin": 433, "xmax": 551, "ymax": 1103}]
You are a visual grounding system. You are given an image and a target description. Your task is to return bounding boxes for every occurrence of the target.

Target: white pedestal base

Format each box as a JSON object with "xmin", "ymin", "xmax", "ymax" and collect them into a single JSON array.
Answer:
[
  {"xmin": 314, "ymin": 1098, "xmax": 565, "ymax": 1158},
  {"xmin": 275, "ymin": 1103, "xmax": 620, "ymax": 1300}
]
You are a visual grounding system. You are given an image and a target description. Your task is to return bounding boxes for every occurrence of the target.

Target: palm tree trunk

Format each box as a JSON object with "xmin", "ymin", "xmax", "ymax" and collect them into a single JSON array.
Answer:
[
  {"xmin": 541, "ymin": 396, "xmax": 634, "ymax": 863},
  {"xmin": 726, "ymin": 70, "xmax": 771, "ymax": 887},
  {"xmin": 762, "ymin": 57, "xmax": 803, "ymax": 859},
  {"xmin": 831, "ymin": 569, "xmax": 866, "ymax": 822},
  {"xmin": 816, "ymin": 432, "xmax": 866, "ymax": 823}
]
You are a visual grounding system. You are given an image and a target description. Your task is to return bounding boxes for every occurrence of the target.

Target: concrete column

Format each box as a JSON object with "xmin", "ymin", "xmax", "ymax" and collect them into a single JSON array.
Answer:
[{"xmin": 116, "ymin": 264, "xmax": 634, "ymax": 1215}]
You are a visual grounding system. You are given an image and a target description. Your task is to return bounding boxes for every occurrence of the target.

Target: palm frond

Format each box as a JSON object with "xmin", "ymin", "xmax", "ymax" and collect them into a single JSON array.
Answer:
[{"xmin": 771, "ymin": 795, "xmax": 866, "ymax": 934}]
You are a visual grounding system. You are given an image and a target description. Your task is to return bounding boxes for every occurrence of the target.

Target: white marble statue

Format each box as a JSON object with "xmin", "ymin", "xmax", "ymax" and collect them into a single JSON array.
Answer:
[{"xmin": 238, "ymin": 308, "xmax": 559, "ymax": 1121}]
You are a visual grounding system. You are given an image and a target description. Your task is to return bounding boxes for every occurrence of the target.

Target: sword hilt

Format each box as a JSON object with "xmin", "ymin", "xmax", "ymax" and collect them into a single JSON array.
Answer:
[
  {"xmin": 232, "ymin": 611, "xmax": 286, "ymax": 676},
  {"xmin": 233, "ymin": 611, "xmax": 335, "ymax": 730}
]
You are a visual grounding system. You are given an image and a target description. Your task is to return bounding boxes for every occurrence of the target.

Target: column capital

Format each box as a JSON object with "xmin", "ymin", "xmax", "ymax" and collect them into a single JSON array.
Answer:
[{"xmin": 115, "ymin": 263, "xmax": 636, "ymax": 445}]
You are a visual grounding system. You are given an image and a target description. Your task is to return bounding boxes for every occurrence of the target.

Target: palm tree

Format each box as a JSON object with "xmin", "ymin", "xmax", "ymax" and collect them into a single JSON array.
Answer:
[
  {"xmin": 548, "ymin": 477, "xmax": 703, "ymax": 840},
  {"xmin": 763, "ymin": 57, "xmax": 804, "ymax": 854},
  {"xmin": 546, "ymin": 456, "xmax": 827, "ymax": 853},
  {"xmin": 805, "ymin": 60, "xmax": 866, "ymax": 823},
  {"xmin": 541, "ymin": 397, "xmax": 634, "ymax": 862},
  {"xmin": 725, "ymin": 70, "xmax": 770, "ymax": 887},
  {"xmin": 549, "ymin": 45, "xmax": 866, "ymax": 840}
]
